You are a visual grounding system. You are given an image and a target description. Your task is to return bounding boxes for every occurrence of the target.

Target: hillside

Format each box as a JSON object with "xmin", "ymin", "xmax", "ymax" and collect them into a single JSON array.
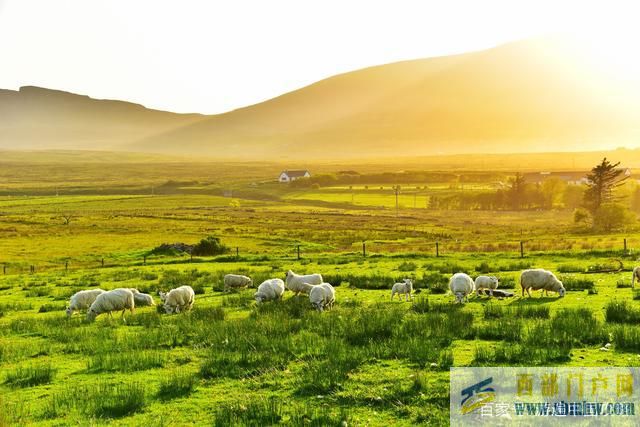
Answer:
[
  {"xmin": 2, "ymin": 37, "xmax": 639, "ymax": 159},
  {"xmin": 0, "ymin": 86, "xmax": 203, "ymax": 150}
]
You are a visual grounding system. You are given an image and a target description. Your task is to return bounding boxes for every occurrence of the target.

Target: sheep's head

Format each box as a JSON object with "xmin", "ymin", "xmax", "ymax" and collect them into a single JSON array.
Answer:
[
  {"xmin": 86, "ymin": 309, "xmax": 97, "ymax": 322},
  {"xmin": 158, "ymin": 291, "xmax": 167, "ymax": 302},
  {"xmin": 491, "ymin": 276, "xmax": 499, "ymax": 286},
  {"xmin": 254, "ymin": 293, "xmax": 264, "ymax": 304},
  {"xmin": 163, "ymin": 304, "xmax": 175, "ymax": 314},
  {"xmin": 284, "ymin": 270, "xmax": 293, "ymax": 281},
  {"xmin": 312, "ymin": 302, "xmax": 324, "ymax": 312},
  {"xmin": 65, "ymin": 307, "xmax": 72, "ymax": 317},
  {"xmin": 454, "ymin": 292, "xmax": 464, "ymax": 304},
  {"xmin": 248, "ymin": 278, "xmax": 253, "ymax": 287},
  {"xmin": 558, "ymin": 284, "xmax": 566, "ymax": 297}
]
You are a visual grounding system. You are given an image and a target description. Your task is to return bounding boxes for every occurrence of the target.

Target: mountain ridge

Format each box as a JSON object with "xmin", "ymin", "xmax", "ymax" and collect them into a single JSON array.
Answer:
[{"xmin": 2, "ymin": 37, "xmax": 639, "ymax": 159}]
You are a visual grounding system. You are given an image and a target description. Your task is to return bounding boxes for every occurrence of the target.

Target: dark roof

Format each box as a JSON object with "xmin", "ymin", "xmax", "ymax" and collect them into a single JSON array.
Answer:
[{"xmin": 281, "ymin": 170, "xmax": 309, "ymax": 178}]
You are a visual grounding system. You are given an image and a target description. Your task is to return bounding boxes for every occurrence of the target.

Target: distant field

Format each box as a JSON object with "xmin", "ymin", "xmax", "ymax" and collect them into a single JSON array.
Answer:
[{"xmin": 2, "ymin": 156, "xmax": 640, "ymax": 424}]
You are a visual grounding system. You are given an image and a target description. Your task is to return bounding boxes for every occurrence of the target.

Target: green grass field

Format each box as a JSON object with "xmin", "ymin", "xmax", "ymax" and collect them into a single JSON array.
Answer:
[{"xmin": 2, "ymin": 159, "xmax": 640, "ymax": 425}]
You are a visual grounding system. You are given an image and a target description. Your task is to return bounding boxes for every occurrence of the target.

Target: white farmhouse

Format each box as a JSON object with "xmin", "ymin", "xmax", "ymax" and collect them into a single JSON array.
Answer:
[{"xmin": 279, "ymin": 170, "xmax": 310, "ymax": 183}]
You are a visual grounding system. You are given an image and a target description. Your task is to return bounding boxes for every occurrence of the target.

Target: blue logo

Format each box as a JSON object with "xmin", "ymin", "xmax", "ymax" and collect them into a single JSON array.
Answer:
[{"xmin": 461, "ymin": 377, "xmax": 495, "ymax": 414}]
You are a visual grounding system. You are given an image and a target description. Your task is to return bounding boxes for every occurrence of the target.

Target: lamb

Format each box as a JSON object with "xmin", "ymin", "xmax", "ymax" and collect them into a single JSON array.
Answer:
[
  {"xmin": 309, "ymin": 283, "xmax": 335, "ymax": 312},
  {"xmin": 632, "ymin": 267, "xmax": 640, "ymax": 289},
  {"xmin": 223, "ymin": 274, "xmax": 253, "ymax": 292},
  {"xmin": 474, "ymin": 276, "xmax": 499, "ymax": 297},
  {"xmin": 159, "ymin": 285, "xmax": 195, "ymax": 314},
  {"xmin": 285, "ymin": 270, "xmax": 323, "ymax": 296},
  {"xmin": 254, "ymin": 279, "xmax": 285, "ymax": 304},
  {"xmin": 520, "ymin": 269, "xmax": 565, "ymax": 298},
  {"xmin": 449, "ymin": 273, "xmax": 475, "ymax": 304},
  {"xmin": 86, "ymin": 288, "xmax": 135, "ymax": 322},
  {"xmin": 391, "ymin": 278, "xmax": 413, "ymax": 301},
  {"xmin": 65, "ymin": 289, "xmax": 105, "ymax": 317}
]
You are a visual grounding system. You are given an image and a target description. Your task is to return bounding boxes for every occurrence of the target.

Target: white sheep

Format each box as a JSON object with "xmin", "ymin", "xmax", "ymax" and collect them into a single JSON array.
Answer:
[
  {"xmin": 254, "ymin": 279, "xmax": 285, "ymax": 304},
  {"xmin": 309, "ymin": 283, "xmax": 335, "ymax": 311},
  {"xmin": 65, "ymin": 289, "xmax": 105, "ymax": 317},
  {"xmin": 474, "ymin": 276, "xmax": 499, "ymax": 297},
  {"xmin": 520, "ymin": 269, "xmax": 565, "ymax": 298},
  {"xmin": 224, "ymin": 274, "xmax": 253, "ymax": 292},
  {"xmin": 285, "ymin": 270, "xmax": 323, "ymax": 296},
  {"xmin": 133, "ymin": 292, "xmax": 155, "ymax": 306},
  {"xmin": 449, "ymin": 273, "xmax": 475, "ymax": 304},
  {"xmin": 159, "ymin": 285, "xmax": 195, "ymax": 314},
  {"xmin": 86, "ymin": 288, "xmax": 135, "ymax": 322},
  {"xmin": 632, "ymin": 266, "xmax": 640, "ymax": 289},
  {"xmin": 391, "ymin": 279, "xmax": 413, "ymax": 301}
]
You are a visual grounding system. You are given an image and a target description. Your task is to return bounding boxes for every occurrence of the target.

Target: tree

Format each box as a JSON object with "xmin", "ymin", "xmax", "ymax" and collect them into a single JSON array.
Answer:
[
  {"xmin": 541, "ymin": 177, "xmax": 567, "ymax": 209},
  {"xmin": 583, "ymin": 158, "xmax": 627, "ymax": 213},
  {"xmin": 592, "ymin": 203, "xmax": 635, "ymax": 232},
  {"xmin": 506, "ymin": 173, "xmax": 527, "ymax": 210}
]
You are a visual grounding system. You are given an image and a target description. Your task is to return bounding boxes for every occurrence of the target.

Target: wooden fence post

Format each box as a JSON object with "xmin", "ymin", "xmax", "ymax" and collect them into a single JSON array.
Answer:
[
  {"xmin": 436, "ymin": 241, "xmax": 439, "ymax": 257},
  {"xmin": 101, "ymin": 257, "xmax": 104, "ymax": 268},
  {"xmin": 624, "ymin": 238, "xmax": 628, "ymax": 254},
  {"xmin": 236, "ymin": 247, "xmax": 239, "ymax": 257},
  {"xmin": 65, "ymin": 261, "xmax": 68, "ymax": 271},
  {"xmin": 520, "ymin": 241, "xmax": 524, "ymax": 258},
  {"xmin": 143, "ymin": 255, "xmax": 147, "ymax": 265},
  {"xmin": 297, "ymin": 245, "xmax": 301, "ymax": 260},
  {"xmin": 362, "ymin": 241, "xmax": 366, "ymax": 257},
  {"xmin": 3, "ymin": 264, "xmax": 5, "ymax": 275}
]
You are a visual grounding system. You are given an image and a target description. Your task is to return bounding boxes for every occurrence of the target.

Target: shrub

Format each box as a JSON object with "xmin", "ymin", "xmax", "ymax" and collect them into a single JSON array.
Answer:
[{"xmin": 192, "ymin": 236, "xmax": 229, "ymax": 256}]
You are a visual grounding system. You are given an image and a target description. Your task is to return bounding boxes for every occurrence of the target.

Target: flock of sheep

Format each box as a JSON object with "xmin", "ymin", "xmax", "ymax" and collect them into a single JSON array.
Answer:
[{"xmin": 61, "ymin": 267, "xmax": 597, "ymax": 321}]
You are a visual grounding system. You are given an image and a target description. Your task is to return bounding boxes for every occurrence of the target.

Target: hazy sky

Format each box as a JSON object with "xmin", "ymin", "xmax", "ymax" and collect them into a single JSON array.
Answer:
[{"xmin": 1, "ymin": 0, "xmax": 638, "ymax": 114}]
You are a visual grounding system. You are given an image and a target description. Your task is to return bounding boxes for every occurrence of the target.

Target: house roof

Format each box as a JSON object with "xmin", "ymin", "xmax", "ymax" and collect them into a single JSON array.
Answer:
[{"xmin": 281, "ymin": 170, "xmax": 309, "ymax": 178}]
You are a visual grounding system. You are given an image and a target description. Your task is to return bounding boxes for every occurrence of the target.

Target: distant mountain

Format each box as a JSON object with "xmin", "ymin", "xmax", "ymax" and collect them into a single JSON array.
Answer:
[
  {"xmin": 0, "ymin": 86, "xmax": 202, "ymax": 150},
  {"xmin": 2, "ymin": 37, "xmax": 639, "ymax": 159}
]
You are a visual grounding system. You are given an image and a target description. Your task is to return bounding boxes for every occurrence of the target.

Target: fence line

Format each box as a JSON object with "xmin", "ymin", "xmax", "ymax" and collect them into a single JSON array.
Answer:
[{"xmin": 1, "ymin": 237, "xmax": 636, "ymax": 277}]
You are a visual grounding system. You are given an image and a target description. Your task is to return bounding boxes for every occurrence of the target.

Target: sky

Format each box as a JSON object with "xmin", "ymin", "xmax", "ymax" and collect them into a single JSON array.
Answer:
[{"xmin": 1, "ymin": 0, "xmax": 639, "ymax": 114}]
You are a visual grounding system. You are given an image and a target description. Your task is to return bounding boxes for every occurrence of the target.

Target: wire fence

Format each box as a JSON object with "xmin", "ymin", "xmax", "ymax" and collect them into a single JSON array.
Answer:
[{"xmin": 1, "ymin": 236, "xmax": 639, "ymax": 277}]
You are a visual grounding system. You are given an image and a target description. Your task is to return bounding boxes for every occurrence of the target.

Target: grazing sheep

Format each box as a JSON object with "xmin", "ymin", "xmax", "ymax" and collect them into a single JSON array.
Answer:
[
  {"xmin": 391, "ymin": 279, "xmax": 413, "ymax": 301},
  {"xmin": 86, "ymin": 288, "xmax": 135, "ymax": 322},
  {"xmin": 159, "ymin": 286, "xmax": 195, "ymax": 314},
  {"xmin": 474, "ymin": 276, "xmax": 499, "ymax": 297},
  {"xmin": 520, "ymin": 269, "xmax": 565, "ymax": 298},
  {"xmin": 285, "ymin": 270, "xmax": 323, "ymax": 296},
  {"xmin": 66, "ymin": 289, "xmax": 105, "ymax": 317},
  {"xmin": 449, "ymin": 273, "xmax": 475, "ymax": 304},
  {"xmin": 632, "ymin": 267, "xmax": 640, "ymax": 289},
  {"xmin": 223, "ymin": 274, "xmax": 253, "ymax": 292},
  {"xmin": 254, "ymin": 279, "xmax": 285, "ymax": 304},
  {"xmin": 309, "ymin": 283, "xmax": 335, "ymax": 311},
  {"xmin": 133, "ymin": 292, "xmax": 155, "ymax": 307}
]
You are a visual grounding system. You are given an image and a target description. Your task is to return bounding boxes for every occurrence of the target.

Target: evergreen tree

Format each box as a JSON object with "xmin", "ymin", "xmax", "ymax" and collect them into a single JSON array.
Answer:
[{"xmin": 583, "ymin": 158, "xmax": 627, "ymax": 212}]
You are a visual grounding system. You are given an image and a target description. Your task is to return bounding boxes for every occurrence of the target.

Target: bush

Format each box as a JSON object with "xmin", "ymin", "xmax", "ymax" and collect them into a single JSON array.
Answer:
[{"xmin": 192, "ymin": 236, "xmax": 229, "ymax": 256}]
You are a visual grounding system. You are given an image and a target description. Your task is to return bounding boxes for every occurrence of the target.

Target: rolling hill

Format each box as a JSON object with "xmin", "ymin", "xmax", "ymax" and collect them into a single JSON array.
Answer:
[{"xmin": 2, "ymin": 37, "xmax": 639, "ymax": 159}]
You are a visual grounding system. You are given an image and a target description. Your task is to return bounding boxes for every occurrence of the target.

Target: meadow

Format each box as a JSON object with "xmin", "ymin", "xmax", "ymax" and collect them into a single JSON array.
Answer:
[{"xmin": 1, "ymin": 158, "xmax": 640, "ymax": 425}]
